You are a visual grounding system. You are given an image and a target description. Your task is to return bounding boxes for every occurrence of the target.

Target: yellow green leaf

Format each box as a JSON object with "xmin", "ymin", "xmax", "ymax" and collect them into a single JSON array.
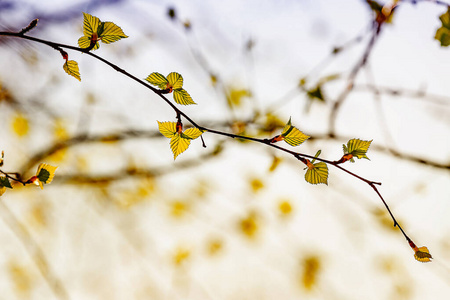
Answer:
[
  {"xmin": 35, "ymin": 163, "xmax": 57, "ymax": 189},
  {"xmin": 305, "ymin": 161, "xmax": 328, "ymax": 185},
  {"xmin": 157, "ymin": 121, "xmax": 177, "ymax": 138},
  {"xmin": 63, "ymin": 60, "xmax": 81, "ymax": 81},
  {"xmin": 167, "ymin": 72, "xmax": 184, "ymax": 89},
  {"xmin": 183, "ymin": 127, "xmax": 203, "ymax": 140},
  {"xmin": 79, "ymin": 12, "xmax": 127, "ymax": 50},
  {"xmin": 435, "ymin": 27, "xmax": 450, "ymax": 47},
  {"xmin": 173, "ymin": 88, "xmax": 196, "ymax": 105},
  {"xmin": 82, "ymin": 12, "xmax": 101, "ymax": 38},
  {"xmin": 0, "ymin": 186, "xmax": 5, "ymax": 196},
  {"xmin": 146, "ymin": 72, "xmax": 169, "ymax": 89},
  {"xmin": 414, "ymin": 246, "xmax": 432, "ymax": 263},
  {"xmin": 100, "ymin": 21, "xmax": 128, "ymax": 44},
  {"xmin": 268, "ymin": 156, "xmax": 282, "ymax": 172},
  {"xmin": 436, "ymin": 8, "xmax": 450, "ymax": 47},
  {"xmin": 78, "ymin": 36, "xmax": 99, "ymax": 50},
  {"xmin": 170, "ymin": 135, "xmax": 191, "ymax": 160},
  {"xmin": 345, "ymin": 138, "xmax": 372, "ymax": 160},
  {"xmin": 281, "ymin": 118, "xmax": 310, "ymax": 146},
  {"xmin": 12, "ymin": 113, "xmax": 29, "ymax": 137}
]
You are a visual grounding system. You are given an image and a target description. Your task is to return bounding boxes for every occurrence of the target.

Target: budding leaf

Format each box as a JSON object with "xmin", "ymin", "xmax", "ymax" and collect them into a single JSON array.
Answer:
[
  {"xmin": 305, "ymin": 161, "xmax": 328, "ymax": 185},
  {"xmin": 63, "ymin": 60, "xmax": 81, "ymax": 81},
  {"xmin": 281, "ymin": 118, "xmax": 310, "ymax": 147},
  {"xmin": 146, "ymin": 72, "xmax": 196, "ymax": 105},
  {"xmin": 344, "ymin": 139, "xmax": 372, "ymax": 160},
  {"xmin": 157, "ymin": 121, "xmax": 203, "ymax": 160},
  {"xmin": 414, "ymin": 246, "xmax": 433, "ymax": 263},
  {"xmin": 167, "ymin": 72, "xmax": 184, "ymax": 90}
]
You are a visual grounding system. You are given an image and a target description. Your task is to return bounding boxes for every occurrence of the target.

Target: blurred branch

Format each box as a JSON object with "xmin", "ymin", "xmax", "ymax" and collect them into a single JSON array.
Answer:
[
  {"xmin": 329, "ymin": 18, "xmax": 383, "ymax": 137},
  {"xmin": 0, "ymin": 200, "xmax": 70, "ymax": 300},
  {"xmin": 19, "ymin": 129, "xmax": 162, "ymax": 175},
  {"xmin": 54, "ymin": 145, "xmax": 223, "ymax": 185},
  {"xmin": 354, "ymin": 83, "xmax": 450, "ymax": 106}
]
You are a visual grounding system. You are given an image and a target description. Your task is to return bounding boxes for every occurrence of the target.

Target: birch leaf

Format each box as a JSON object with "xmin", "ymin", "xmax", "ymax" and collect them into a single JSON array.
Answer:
[
  {"xmin": 170, "ymin": 135, "xmax": 191, "ymax": 160},
  {"xmin": 146, "ymin": 72, "xmax": 169, "ymax": 89},
  {"xmin": 63, "ymin": 60, "xmax": 81, "ymax": 81},
  {"xmin": 305, "ymin": 161, "xmax": 328, "ymax": 185},
  {"xmin": 157, "ymin": 121, "xmax": 177, "ymax": 138}
]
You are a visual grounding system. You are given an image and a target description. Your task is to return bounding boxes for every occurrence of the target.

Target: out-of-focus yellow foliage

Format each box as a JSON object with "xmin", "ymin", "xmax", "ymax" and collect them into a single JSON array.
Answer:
[
  {"xmin": 231, "ymin": 121, "xmax": 246, "ymax": 135},
  {"xmin": 54, "ymin": 119, "xmax": 69, "ymax": 141},
  {"xmin": 11, "ymin": 113, "xmax": 29, "ymax": 137},
  {"xmin": 373, "ymin": 208, "xmax": 397, "ymax": 232},
  {"xmin": 278, "ymin": 200, "xmax": 293, "ymax": 217},
  {"xmin": 206, "ymin": 238, "xmax": 223, "ymax": 256},
  {"xmin": 115, "ymin": 178, "xmax": 155, "ymax": 209},
  {"xmin": 268, "ymin": 155, "xmax": 283, "ymax": 172},
  {"xmin": 76, "ymin": 156, "xmax": 90, "ymax": 173},
  {"xmin": 28, "ymin": 202, "xmax": 49, "ymax": 229},
  {"xmin": 49, "ymin": 119, "xmax": 69, "ymax": 162},
  {"xmin": 261, "ymin": 113, "xmax": 285, "ymax": 134},
  {"xmin": 300, "ymin": 256, "xmax": 321, "ymax": 291},
  {"xmin": 238, "ymin": 211, "xmax": 260, "ymax": 239},
  {"xmin": 226, "ymin": 88, "xmax": 251, "ymax": 107},
  {"xmin": 249, "ymin": 177, "xmax": 264, "ymax": 194},
  {"xmin": 173, "ymin": 247, "xmax": 190, "ymax": 267},
  {"xmin": 8, "ymin": 261, "xmax": 34, "ymax": 295},
  {"xmin": 170, "ymin": 200, "xmax": 189, "ymax": 218}
]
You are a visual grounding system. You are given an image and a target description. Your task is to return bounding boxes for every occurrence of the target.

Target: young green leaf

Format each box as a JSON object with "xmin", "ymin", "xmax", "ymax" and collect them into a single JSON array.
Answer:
[
  {"xmin": 158, "ymin": 121, "xmax": 203, "ymax": 160},
  {"xmin": 280, "ymin": 118, "xmax": 310, "ymax": 146},
  {"xmin": 145, "ymin": 72, "xmax": 196, "ymax": 105},
  {"xmin": 182, "ymin": 127, "xmax": 203, "ymax": 140},
  {"xmin": 63, "ymin": 60, "xmax": 81, "ymax": 81},
  {"xmin": 170, "ymin": 134, "xmax": 191, "ymax": 160},
  {"xmin": 173, "ymin": 89, "xmax": 195, "ymax": 105},
  {"xmin": 344, "ymin": 139, "xmax": 372, "ymax": 160},
  {"xmin": 157, "ymin": 121, "xmax": 177, "ymax": 138},
  {"xmin": 100, "ymin": 21, "xmax": 128, "ymax": 44},
  {"xmin": 78, "ymin": 12, "xmax": 128, "ymax": 50},
  {"xmin": 146, "ymin": 72, "xmax": 169, "ymax": 89},
  {"xmin": 304, "ymin": 161, "xmax": 328, "ymax": 185},
  {"xmin": 167, "ymin": 72, "xmax": 184, "ymax": 90}
]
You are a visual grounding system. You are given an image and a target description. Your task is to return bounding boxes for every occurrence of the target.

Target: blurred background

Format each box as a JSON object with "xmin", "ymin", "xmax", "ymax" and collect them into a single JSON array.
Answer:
[{"xmin": 0, "ymin": 0, "xmax": 449, "ymax": 299}]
